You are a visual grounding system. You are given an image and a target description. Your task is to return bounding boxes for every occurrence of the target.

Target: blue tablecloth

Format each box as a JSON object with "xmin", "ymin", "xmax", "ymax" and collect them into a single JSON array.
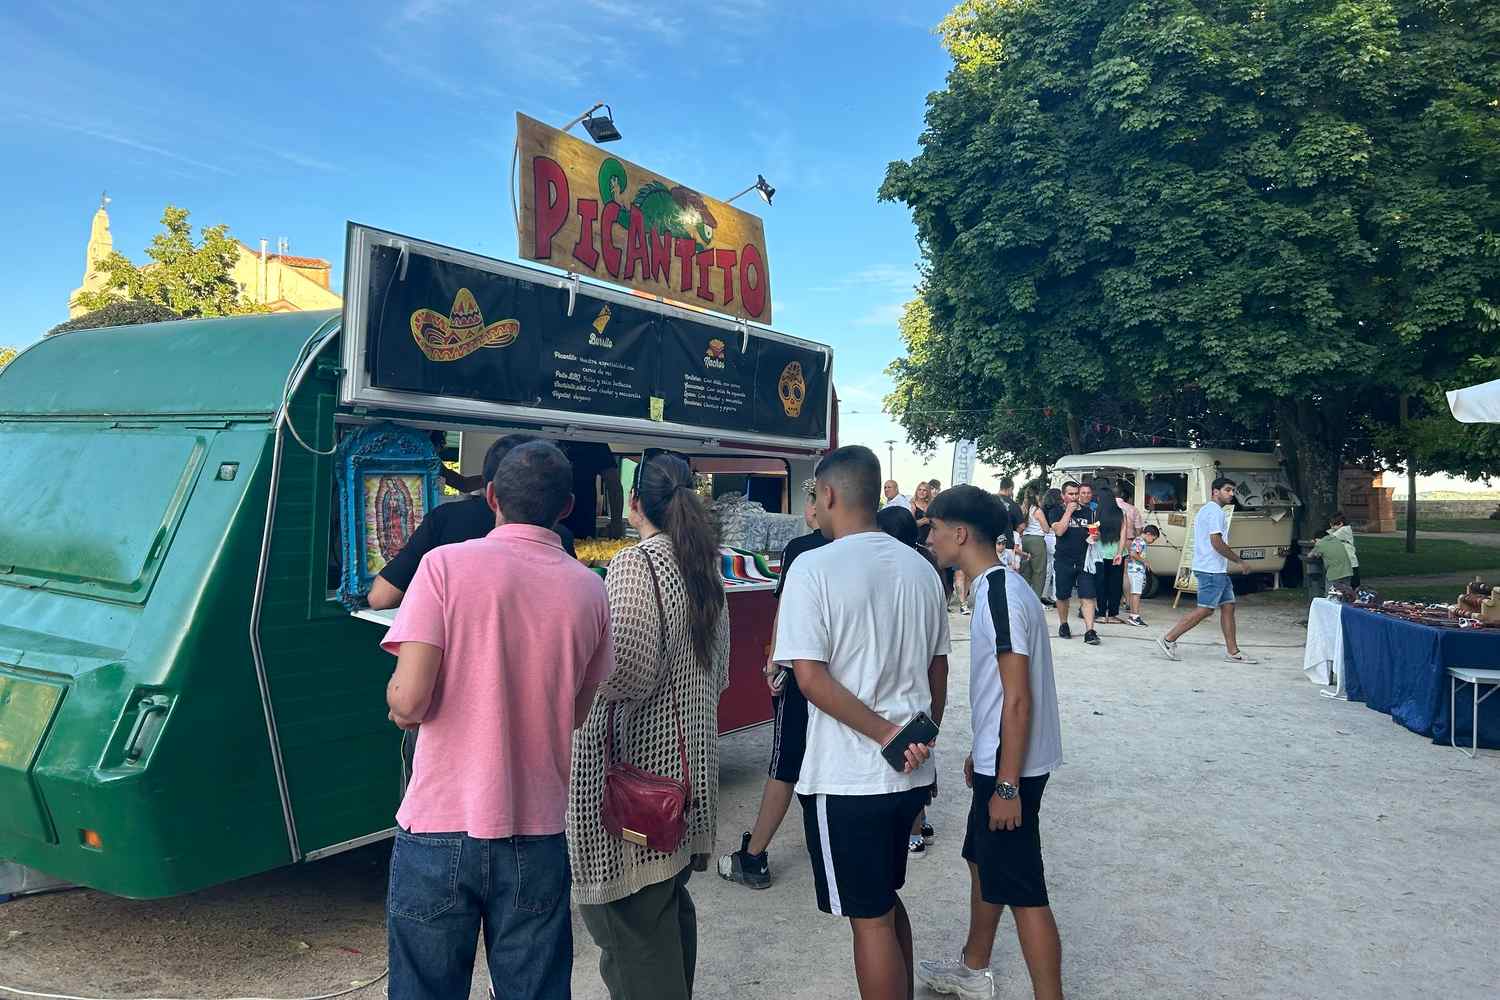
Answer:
[{"xmin": 1341, "ymin": 605, "xmax": 1500, "ymax": 749}]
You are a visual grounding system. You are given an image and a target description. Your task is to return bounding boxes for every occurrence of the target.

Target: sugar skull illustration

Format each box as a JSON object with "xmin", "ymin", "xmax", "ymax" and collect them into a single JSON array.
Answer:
[{"xmin": 778, "ymin": 361, "xmax": 806, "ymax": 418}]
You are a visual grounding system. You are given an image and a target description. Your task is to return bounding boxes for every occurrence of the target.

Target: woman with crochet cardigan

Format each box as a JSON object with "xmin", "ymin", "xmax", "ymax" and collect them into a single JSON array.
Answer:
[{"xmin": 569, "ymin": 452, "xmax": 730, "ymax": 1000}]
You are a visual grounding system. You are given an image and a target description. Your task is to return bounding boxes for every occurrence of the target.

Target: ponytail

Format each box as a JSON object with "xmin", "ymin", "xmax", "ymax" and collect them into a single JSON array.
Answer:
[{"xmin": 635, "ymin": 456, "xmax": 724, "ymax": 667}]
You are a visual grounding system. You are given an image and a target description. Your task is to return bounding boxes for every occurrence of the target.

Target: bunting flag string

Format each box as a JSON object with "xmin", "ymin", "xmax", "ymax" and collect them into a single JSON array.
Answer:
[{"xmin": 843, "ymin": 404, "xmax": 1377, "ymax": 451}]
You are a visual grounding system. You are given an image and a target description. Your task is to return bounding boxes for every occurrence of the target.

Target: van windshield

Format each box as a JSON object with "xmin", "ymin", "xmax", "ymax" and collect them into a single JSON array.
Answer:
[{"xmin": 1222, "ymin": 468, "xmax": 1299, "ymax": 510}]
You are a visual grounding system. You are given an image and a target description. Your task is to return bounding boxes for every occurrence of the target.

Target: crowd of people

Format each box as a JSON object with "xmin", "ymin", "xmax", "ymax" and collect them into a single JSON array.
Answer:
[
  {"xmin": 886, "ymin": 473, "xmax": 1164, "ymax": 645},
  {"xmin": 375, "ymin": 440, "xmax": 1068, "ymax": 1000}
]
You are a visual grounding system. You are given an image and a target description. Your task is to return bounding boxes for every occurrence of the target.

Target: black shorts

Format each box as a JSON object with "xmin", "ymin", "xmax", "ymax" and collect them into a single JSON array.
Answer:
[
  {"xmin": 769, "ymin": 671, "xmax": 809, "ymax": 783},
  {"xmin": 800, "ymin": 787, "xmax": 929, "ymax": 919},
  {"xmin": 962, "ymin": 773, "xmax": 1050, "ymax": 908},
  {"xmin": 1053, "ymin": 558, "xmax": 1096, "ymax": 601}
]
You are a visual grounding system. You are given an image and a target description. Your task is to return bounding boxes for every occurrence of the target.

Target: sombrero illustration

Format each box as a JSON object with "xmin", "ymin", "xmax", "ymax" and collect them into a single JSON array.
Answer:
[{"xmin": 409, "ymin": 288, "xmax": 520, "ymax": 362}]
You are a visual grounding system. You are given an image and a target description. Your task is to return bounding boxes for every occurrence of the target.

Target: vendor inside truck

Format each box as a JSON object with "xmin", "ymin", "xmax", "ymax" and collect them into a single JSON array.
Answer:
[{"xmin": 367, "ymin": 433, "xmax": 578, "ymax": 610}]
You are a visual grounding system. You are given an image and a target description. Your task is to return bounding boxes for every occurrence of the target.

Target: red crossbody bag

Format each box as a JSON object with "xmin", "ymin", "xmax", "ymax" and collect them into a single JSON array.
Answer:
[{"xmin": 600, "ymin": 548, "xmax": 692, "ymax": 854}]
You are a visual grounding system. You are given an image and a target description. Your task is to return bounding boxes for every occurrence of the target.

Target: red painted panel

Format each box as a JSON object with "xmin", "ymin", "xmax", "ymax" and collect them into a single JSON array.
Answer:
[{"xmin": 719, "ymin": 589, "xmax": 777, "ymax": 734}]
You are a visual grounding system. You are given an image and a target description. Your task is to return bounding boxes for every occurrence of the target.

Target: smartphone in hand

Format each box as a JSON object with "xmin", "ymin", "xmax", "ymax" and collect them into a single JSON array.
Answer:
[{"xmin": 880, "ymin": 712, "xmax": 939, "ymax": 772}]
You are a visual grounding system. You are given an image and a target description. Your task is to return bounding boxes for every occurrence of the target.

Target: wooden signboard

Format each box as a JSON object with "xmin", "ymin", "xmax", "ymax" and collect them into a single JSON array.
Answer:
[
  {"xmin": 1172, "ymin": 503, "xmax": 1234, "ymax": 608},
  {"xmin": 516, "ymin": 112, "xmax": 772, "ymax": 324}
]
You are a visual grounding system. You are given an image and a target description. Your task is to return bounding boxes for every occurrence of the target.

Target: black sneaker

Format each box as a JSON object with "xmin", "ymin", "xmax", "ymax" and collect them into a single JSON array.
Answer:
[
  {"xmin": 908, "ymin": 835, "xmax": 927, "ymax": 859},
  {"xmin": 1058, "ymin": 622, "xmax": 1072, "ymax": 639},
  {"xmin": 1084, "ymin": 629, "xmax": 1101, "ymax": 645},
  {"xmin": 717, "ymin": 831, "xmax": 770, "ymax": 889},
  {"xmin": 922, "ymin": 823, "xmax": 935, "ymax": 845}
]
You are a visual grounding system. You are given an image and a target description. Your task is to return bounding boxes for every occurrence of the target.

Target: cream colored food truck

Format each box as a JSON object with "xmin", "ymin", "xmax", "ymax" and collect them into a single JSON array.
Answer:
[{"xmin": 1051, "ymin": 448, "xmax": 1301, "ymax": 594}]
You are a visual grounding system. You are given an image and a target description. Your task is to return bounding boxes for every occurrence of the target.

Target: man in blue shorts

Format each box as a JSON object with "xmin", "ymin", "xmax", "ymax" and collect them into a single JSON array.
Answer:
[{"xmin": 1158, "ymin": 477, "xmax": 1258, "ymax": 664}]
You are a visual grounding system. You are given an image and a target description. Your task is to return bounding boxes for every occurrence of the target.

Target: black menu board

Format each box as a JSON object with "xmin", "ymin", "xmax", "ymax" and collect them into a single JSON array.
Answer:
[
  {"xmin": 365, "ymin": 244, "xmax": 547, "ymax": 405},
  {"xmin": 655, "ymin": 316, "xmax": 757, "ymax": 430},
  {"xmin": 353, "ymin": 227, "xmax": 829, "ymax": 443},
  {"xmin": 753, "ymin": 338, "xmax": 829, "ymax": 440},
  {"xmin": 540, "ymin": 293, "xmax": 655, "ymax": 419}
]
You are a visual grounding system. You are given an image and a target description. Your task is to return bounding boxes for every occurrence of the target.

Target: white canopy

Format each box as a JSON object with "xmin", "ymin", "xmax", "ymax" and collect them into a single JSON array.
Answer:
[{"xmin": 1446, "ymin": 378, "xmax": 1500, "ymax": 424}]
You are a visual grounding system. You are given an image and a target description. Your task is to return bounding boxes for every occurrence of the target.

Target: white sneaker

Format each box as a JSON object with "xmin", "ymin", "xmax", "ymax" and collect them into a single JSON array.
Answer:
[
  {"xmin": 1156, "ymin": 636, "xmax": 1180, "ymax": 661},
  {"xmin": 917, "ymin": 954, "xmax": 994, "ymax": 999}
]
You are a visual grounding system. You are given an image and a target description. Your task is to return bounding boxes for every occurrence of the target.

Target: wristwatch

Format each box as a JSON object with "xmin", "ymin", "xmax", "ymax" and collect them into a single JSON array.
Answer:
[{"xmin": 993, "ymin": 780, "xmax": 1020, "ymax": 801}]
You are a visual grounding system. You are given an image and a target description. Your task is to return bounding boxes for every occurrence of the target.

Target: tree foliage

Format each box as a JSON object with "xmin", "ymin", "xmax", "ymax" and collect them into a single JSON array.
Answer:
[
  {"xmin": 46, "ymin": 300, "xmax": 184, "ymax": 337},
  {"xmin": 0, "ymin": 345, "xmax": 16, "ymax": 373},
  {"xmin": 72, "ymin": 205, "xmax": 262, "ymax": 319},
  {"xmin": 881, "ymin": 0, "xmax": 1500, "ymax": 532}
]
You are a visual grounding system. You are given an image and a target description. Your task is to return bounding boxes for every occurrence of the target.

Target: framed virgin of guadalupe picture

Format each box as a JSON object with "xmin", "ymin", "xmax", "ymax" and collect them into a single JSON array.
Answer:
[{"xmin": 336, "ymin": 422, "xmax": 441, "ymax": 608}]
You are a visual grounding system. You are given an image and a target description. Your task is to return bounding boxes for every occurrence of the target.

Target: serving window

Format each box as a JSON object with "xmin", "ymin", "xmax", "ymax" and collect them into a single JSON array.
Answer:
[{"xmin": 1143, "ymin": 473, "xmax": 1189, "ymax": 512}]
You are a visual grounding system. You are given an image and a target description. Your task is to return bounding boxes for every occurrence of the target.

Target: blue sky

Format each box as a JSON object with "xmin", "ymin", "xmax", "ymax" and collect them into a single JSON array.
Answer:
[{"xmin": 0, "ymin": 0, "xmax": 1003, "ymax": 486}]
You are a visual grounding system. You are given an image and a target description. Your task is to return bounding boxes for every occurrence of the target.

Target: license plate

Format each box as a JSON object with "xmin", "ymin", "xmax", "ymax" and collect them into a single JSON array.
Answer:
[{"xmin": 1240, "ymin": 548, "xmax": 1264, "ymax": 560}]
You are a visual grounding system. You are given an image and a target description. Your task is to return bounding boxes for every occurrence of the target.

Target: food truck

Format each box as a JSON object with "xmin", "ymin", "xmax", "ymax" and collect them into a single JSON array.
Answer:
[
  {"xmin": 1052, "ymin": 448, "xmax": 1300, "ymax": 595},
  {"xmin": 0, "ymin": 223, "xmax": 834, "ymax": 899}
]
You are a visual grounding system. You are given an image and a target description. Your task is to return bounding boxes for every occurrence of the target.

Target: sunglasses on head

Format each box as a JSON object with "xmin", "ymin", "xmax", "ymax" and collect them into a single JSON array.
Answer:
[
  {"xmin": 634, "ymin": 448, "xmax": 688, "ymax": 494},
  {"xmin": 640, "ymin": 447, "xmax": 686, "ymax": 468}
]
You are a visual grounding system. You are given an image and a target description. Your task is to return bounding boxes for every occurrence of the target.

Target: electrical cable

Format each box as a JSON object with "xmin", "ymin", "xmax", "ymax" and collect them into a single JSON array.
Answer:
[
  {"xmin": 0, "ymin": 969, "xmax": 387, "ymax": 1000},
  {"xmin": 278, "ymin": 320, "xmax": 340, "ymax": 458}
]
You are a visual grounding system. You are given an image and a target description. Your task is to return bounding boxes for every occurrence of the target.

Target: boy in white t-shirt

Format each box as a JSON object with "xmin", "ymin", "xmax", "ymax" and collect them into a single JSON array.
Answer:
[
  {"xmin": 917, "ymin": 485, "xmax": 1064, "ymax": 1000},
  {"xmin": 774, "ymin": 445, "xmax": 951, "ymax": 1000},
  {"xmin": 1124, "ymin": 524, "xmax": 1159, "ymax": 627}
]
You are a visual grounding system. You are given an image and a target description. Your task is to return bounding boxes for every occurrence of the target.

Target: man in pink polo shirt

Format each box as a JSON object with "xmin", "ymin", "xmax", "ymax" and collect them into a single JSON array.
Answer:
[{"xmin": 382, "ymin": 440, "xmax": 613, "ymax": 1000}]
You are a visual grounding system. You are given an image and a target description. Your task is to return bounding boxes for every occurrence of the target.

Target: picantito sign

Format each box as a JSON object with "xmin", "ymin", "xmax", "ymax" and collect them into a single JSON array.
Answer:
[{"xmin": 515, "ymin": 112, "xmax": 772, "ymax": 323}]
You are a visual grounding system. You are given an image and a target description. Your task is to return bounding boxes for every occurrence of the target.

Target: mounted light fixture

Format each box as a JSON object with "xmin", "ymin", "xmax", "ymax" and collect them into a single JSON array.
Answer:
[
  {"xmin": 725, "ymin": 174, "xmax": 776, "ymax": 206},
  {"xmin": 559, "ymin": 101, "xmax": 622, "ymax": 143},
  {"xmin": 723, "ymin": 175, "xmax": 774, "ymax": 206},
  {"xmin": 582, "ymin": 107, "xmax": 622, "ymax": 143},
  {"xmin": 511, "ymin": 101, "xmax": 623, "ymax": 229}
]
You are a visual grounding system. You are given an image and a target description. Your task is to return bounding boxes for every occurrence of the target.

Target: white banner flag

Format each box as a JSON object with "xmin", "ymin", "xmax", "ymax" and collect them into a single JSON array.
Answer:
[{"xmin": 950, "ymin": 439, "xmax": 978, "ymax": 487}]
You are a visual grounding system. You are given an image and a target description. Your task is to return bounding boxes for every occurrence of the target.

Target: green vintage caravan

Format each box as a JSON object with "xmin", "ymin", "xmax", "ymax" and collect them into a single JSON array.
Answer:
[{"xmin": 0, "ymin": 227, "xmax": 835, "ymax": 898}]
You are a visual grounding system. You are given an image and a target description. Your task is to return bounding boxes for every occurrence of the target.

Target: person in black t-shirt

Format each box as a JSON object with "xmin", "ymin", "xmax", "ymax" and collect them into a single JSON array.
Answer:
[
  {"xmin": 995, "ymin": 475, "xmax": 1024, "ymax": 568},
  {"xmin": 719, "ymin": 479, "xmax": 827, "ymax": 890},
  {"xmin": 367, "ymin": 434, "xmax": 577, "ymax": 610},
  {"xmin": 1046, "ymin": 480, "xmax": 1097, "ymax": 642},
  {"xmin": 559, "ymin": 441, "xmax": 623, "ymax": 540}
]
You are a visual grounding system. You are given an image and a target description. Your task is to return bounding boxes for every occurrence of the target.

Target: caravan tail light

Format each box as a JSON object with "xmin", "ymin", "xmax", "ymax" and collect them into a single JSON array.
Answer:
[{"xmin": 79, "ymin": 829, "xmax": 103, "ymax": 850}]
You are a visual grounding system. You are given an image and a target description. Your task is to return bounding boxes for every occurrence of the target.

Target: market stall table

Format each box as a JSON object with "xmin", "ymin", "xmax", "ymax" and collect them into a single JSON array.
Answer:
[
  {"xmin": 1340, "ymin": 606, "xmax": 1500, "ymax": 749},
  {"xmin": 1302, "ymin": 597, "xmax": 1346, "ymax": 697}
]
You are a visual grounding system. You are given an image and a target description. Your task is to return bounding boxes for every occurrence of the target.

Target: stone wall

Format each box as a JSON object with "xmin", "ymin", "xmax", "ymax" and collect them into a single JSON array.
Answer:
[{"xmin": 1399, "ymin": 499, "xmax": 1500, "ymax": 520}]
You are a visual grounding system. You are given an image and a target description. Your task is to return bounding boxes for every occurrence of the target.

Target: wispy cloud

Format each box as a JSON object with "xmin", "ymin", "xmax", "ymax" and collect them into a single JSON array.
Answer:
[
  {"xmin": 811, "ymin": 263, "xmax": 919, "ymax": 295},
  {"xmin": 835, "ymin": 375, "xmax": 891, "ymax": 405},
  {"xmin": 853, "ymin": 302, "xmax": 906, "ymax": 327},
  {"xmin": 583, "ymin": 0, "xmax": 686, "ymax": 42},
  {"xmin": 273, "ymin": 149, "xmax": 342, "ymax": 173},
  {"xmin": 399, "ymin": 0, "xmax": 462, "ymax": 22},
  {"xmin": 9, "ymin": 110, "xmax": 234, "ymax": 176}
]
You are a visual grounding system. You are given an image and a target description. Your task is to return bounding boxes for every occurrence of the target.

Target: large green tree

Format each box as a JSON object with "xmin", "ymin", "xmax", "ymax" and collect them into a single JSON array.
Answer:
[
  {"xmin": 72, "ymin": 205, "xmax": 262, "ymax": 320},
  {"xmin": 889, "ymin": 295, "xmax": 1278, "ymax": 473},
  {"xmin": 881, "ymin": 0, "xmax": 1500, "ymax": 532},
  {"xmin": 0, "ymin": 346, "xmax": 16, "ymax": 373}
]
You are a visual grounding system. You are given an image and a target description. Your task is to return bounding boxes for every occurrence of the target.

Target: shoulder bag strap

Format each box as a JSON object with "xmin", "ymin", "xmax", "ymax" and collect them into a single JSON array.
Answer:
[{"xmin": 640, "ymin": 544, "xmax": 690, "ymax": 786}]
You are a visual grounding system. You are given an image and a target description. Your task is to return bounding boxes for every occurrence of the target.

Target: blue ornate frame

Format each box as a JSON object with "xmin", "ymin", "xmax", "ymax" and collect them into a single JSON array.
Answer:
[{"xmin": 335, "ymin": 422, "xmax": 442, "ymax": 608}]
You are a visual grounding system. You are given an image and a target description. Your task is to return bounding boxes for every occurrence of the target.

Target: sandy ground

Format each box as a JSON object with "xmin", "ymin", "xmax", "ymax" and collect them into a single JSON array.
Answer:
[{"xmin": 3, "ymin": 593, "xmax": 1498, "ymax": 1000}]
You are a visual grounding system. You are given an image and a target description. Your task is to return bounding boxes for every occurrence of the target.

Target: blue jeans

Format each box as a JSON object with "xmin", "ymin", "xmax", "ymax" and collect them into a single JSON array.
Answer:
[
  {"xmin": 387, "ymin": 829, "xmax": 571, "ymax": 1000},
  {"xmin": 1195, "ymin": 571, "xmax": 1236, "ymax": 609}
]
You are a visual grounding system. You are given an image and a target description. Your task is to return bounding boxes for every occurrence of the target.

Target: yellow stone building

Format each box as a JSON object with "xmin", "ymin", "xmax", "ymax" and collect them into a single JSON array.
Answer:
[{"xmin": 69, "ymin": 200, "xmax": 342, "ymax": 317}]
